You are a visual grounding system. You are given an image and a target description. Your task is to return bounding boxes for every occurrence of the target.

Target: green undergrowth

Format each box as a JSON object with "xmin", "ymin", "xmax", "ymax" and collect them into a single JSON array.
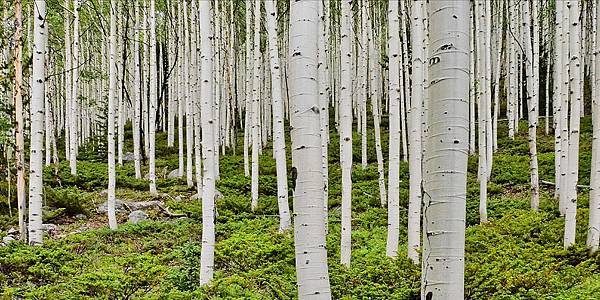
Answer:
[{"xmin": 1, "ymin": 118, "xmax": 600, "ymax": 299}]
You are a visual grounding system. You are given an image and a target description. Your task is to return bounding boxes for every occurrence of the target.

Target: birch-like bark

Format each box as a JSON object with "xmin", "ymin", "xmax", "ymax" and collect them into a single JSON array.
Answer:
[
  {"xmin": 69, "ymin": 0, "xmax": 80, "ymax": 175},
  {"xmin": 133, "ymin": 2, "xmax": 142, "ymax": 179},
  {"xmin": 184, "ymin": 1, "xmax": 194, "ymax": 188},
  {"xmin": 148, "ymin": 0, "xmax": 157, "ymax": 195},
  {"xmin": 340, "ymin": 0, "xmax": 353, "ymax": 268},
  {"xmin": 264, "ymin": 0, "xmax": 291, "ymax": 231},
  {"xmin": 318, "ymin": 0, "xmax": 330, "ymax": 219},
  {"xmin": 243, "ymin": 0, "xmax": 252, "ymax": 178},
  {"xmin": 28, "ymin": 0, "xmax": 47, "ymax": 246},
  {"xmin": 523, "ymin": 0, "xmax": 540, "ymax": 211},
  {"xmin": 13, "ymin": 0, "xmax": 27, "ymax": 241},
  {"xmin": 386, "ymin": 0, "xmax": 401, "ymax": 257},
  {"xmin": 408, "ymin": 0, "xmax": 425, "ymax": 264},
  {"xmin": 476, "ymin": 0, "xmax": 488, "ymax": 224},
  {"xmin": 553, "ymin": 1, "xmax": 563, "ymax": 200},
  {"xmin": 564, "ymin": 0, "xmax": 582, "ymax": 248},
  {"xmin": 199, "ymin": 0, "xmax": 216, "ymax": 285},
  {"xmin": 177, "ymin": 1, "xmax": 184, "ymax": 178},
  {"xmin": 370, "ymin": 5, "xmax": 386, "ymax": 207},
  {"xmin": 107, "ymin": 0, "xmax": 118, "ymax": 230},
  {"xmin": 587, "ymin": 0, "xmax": 600, "ymax": 253},
  {"xmin": 422, "ymin": 1, "xmax": 470, "ymax": 297},
  {"xmin": 250, "ymin": 0, "xmax": 261, "ymax": 211},
  {"xmin": 289, "ymin": 1, "xmax": 332, "ymax": 297}
]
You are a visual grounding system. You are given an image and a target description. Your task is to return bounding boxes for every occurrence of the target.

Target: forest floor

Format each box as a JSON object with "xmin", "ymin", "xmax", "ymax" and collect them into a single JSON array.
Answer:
[{"xmin": 1, "ymin": 117, "xmax": 600, "ymax": 299}]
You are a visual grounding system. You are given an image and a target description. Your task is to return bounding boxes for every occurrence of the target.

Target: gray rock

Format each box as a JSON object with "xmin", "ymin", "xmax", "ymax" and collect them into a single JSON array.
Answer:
[
  {"xmin": 7, "ymin": 227, "xmax": 18, "ymax": 236},
  {"xmin": 167, "ymin": 169, "xmax": 181, "ymax": 179},
  {"xmin": 42, "ymin": 224, "xmax": 59, "ymax": 236},
  {"xmin": 75, "ymin": 214, "xmax": 88, "ymax": 220},
  {"xmin": 2, "ymin": 235, "xmax": 15, "ymax": 244},
  {"xmin": 174, "ymin": 196, "xmax": 183, "ymax": 202},
  {"xmin": 128, "ymin": 210, "xmax": 148, "ymax": 224},
  {"xmin": 97, "ymin": 199, "xmax": 127, "ymax": 214},
  {"xmin": 123, "ymin": 152, "xmax": 136, "ymax": 162}
]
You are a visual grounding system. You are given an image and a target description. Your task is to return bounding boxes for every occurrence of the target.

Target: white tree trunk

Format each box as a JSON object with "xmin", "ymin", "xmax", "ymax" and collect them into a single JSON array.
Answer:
[
  {"xmin": 265, "ymin": 0, "xmax": 291, "ymax": 232},
  {"xmin": 564, "ymin": 0, "xmax": 582, "ymax": 248},
  {"xmin": 250, "ymin": 0, "xmax": 261, "ymax": 211},
  {"xmin": 184, "ymin": 1, "xmax": 194, "ymax": 188},
  {"xmin": 318, "ymin": 0, "xmax": 330, "ymax": 222},
  {"xmin": 13, "ymin": 0, "xmax": 27, "ymax": 241},
  {"xmin": 339, "ymin": 0, "xmax": 353, "ymax": 268},
  {"xmin": 133, "ymin": 2, "xmax": 142, "ymax": 179},
  {"xmin": 289, "ymin": 1, "xmax": 332, "ymax": 297},
  {"xmin": 28, "ymin": 0, "xmax": 47, "ymax": 246},
  {"xmin": 408, "ymin": 0, "xmax": 425, "ymax": 264},
  {"xmin": 386, "ymin": 0, "xmax": 401, "ymax": 257},
  {"xmin": 523, "ymin": 0, "xmax": 540, "ymax": 211},
  {"xmin": 476, "ymin": 0, "xmax": 488, "ymax": 224},
  {"xmin": 421, "ymin": 1, "xmax": 470, "ymax": 297},
  {"xmin": 587, "ymin": 0, "xmax": 600, "ymax": 253},
  {"xmin": 369, "ymin": 5, "xmax": 386, "ymax": 207},
  {"xmin": 107, "ymin": 0, "xmax": 118, "ymax": 230},
  {"xmin": 69, "ymin": 0, "xmax": 80, "ymax": 175},
  {"xmin": 198, "ymin": 0, "xmax": 216, "ymax": 285},
  {"xmin": 148, "ymin": 0, "xmax": 157, "ymax": 195}
]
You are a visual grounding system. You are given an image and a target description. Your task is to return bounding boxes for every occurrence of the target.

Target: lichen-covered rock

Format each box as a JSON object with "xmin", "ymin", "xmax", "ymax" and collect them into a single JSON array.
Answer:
[
  {"xmin": 128, "ymin": 210, "xmax": 148, "ymax": 224},
  {"xmin": 97, "ymin": 199, "xmax": 127, "ymax": 214}
]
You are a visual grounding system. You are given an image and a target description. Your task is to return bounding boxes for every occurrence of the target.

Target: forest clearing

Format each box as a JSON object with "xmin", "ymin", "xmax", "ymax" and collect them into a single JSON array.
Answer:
[{"xmin": 1, "ymin": 0, "xmax": 600, "ymax": 299}]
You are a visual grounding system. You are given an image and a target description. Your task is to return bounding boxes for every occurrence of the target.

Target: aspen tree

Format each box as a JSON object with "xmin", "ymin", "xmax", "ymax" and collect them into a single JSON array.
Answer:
[
  {"xmin": 289, "ymin": 0, "xmax": 332, "ymax": 297},
  {"xmin": 250, "ymin": 0, "xmax": 261, "ymax": 211},
  {"xmin": 369, "ymin": 4, "xmax": 386, "ymax": 207},
  {"xmin": 69, "ymin": 0, "xmax": 80, "ymax": 175},
  {"xmin": 318, "ymin": 0, "xmax": 330, "ymax": 215},
  {"xmin": 553, "ymin": 1, "xmax": 563, "ymax": 200},
  {"xmin": 199, "ymin": 0, "xmax": 217, "ymax": 285},
  {"xmin": 408, "ymin": 0, "xmax": 425, "ymax": 264},
  {"xmin": 360, "ymin": 1, "xmax": 368, "ymax": 170},
  {"xmin": 177, "ymin": 1, "xmax": 184, "ymax": 178},
  {"xmin": 422, "ymin": 0, "xmax": 470, "ymax": 297},
  {"xmin": 13, "ymin": 0, "xmax": 26, "ymax": 241},
  {"xmin": 340, "ymin": 0, "xmax": 353, "ymax": 268},
  {"xmin": 476, "ymin": 0, "xmax": 488, "ymax": 224},
  {"xmin": 133, "ymin": 2, "xmax": 142, "ymax": 179},
  {"xmin": 243, "ymin": 0, "xmax": 252, "ymax": 178},
  {"xmin": 386, "ymin": 0, "xmax": 401, "ymax": 257},
  {"xmin": 28, "ymin": 0, "xmax": 47, "ymax": 246},
  {"xmin": 107, "ymin": 0, "xmax": 118, "ymax": 230},
  {"xmin": 588, "ymin": 0, "xmax": 600, "ymax": 253},
  {"xmin": 564, "ymin": 0, "xmax": 583, "ymax": 248},
  {"xmin": 264, "ymin": 0, "xmax": 291, "ymax": 232},
  {"xmin": 147, "ymin": 0, "xmax": 157, "ymax": 195},
  {"xmin": 523, "ymin": 0, "xmax": 540, "ymax": 211}
]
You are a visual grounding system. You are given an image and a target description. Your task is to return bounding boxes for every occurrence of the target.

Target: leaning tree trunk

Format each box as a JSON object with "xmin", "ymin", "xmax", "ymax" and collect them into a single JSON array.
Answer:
[
  {"xmin": 199, "ymin": 0, "xmax": 216, "ymax": 285},
  {"xmin": 421, "ymin": 0, "xmax": 470, "ymax": 298},
  {"xmin": 265, "ymin": 0, "xmax": 291, "ymax": 232},
  {"xmin": 28, "ymin": 0, "xmax": 47, "ymax": 246},
  {"xmin": 289, "ymin": 0, "xmax": 332, "ymax": 297}
]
